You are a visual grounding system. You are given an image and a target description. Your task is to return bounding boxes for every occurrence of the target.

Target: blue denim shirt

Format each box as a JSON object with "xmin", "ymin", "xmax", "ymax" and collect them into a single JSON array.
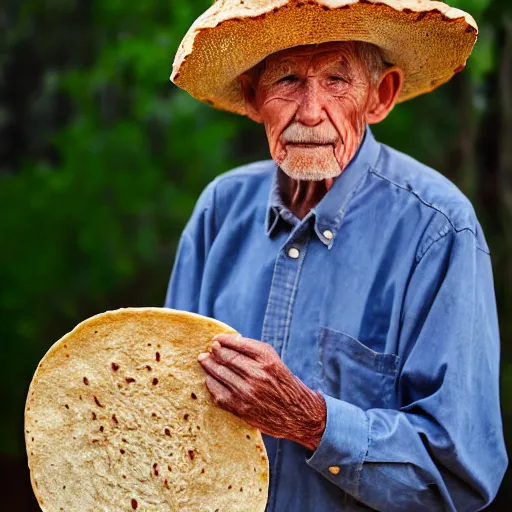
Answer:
[{"xmin": 164, "ymin": 128, "xmax": 507, "ymax": 511}]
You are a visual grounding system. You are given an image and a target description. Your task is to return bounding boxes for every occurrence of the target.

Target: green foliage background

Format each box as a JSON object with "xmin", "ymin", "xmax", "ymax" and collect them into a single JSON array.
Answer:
[{"xmin": 1, "ymin": 0, "xmax": 510, "ymax": 507}]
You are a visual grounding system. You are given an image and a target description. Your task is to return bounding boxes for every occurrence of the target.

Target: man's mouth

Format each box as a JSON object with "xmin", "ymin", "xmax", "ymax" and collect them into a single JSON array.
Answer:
[{"xmin": 286, "ymin": 142, "xmax": 334, "ymax": 148}]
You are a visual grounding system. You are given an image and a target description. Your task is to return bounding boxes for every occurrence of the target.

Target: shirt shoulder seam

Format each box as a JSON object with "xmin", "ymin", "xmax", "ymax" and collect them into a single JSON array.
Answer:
[
  {"xmin": 416, "ymin": 226, "xmax": 490, "ymax": 265},
  {"xmin": 368, "ymin": 167, "xmax": 477, "ymax": 237},
  {"xmin": 368, "ymin": 168, "xmax": 488, "ymax": 253},
  {"xmin": 213, "ymin": 160, "xmax": 275, "ymax": 184},
  {"xmin": 182, "ymin": 181, "xmax": 216, "ymax": 237},
  {"xmin": 208, "ymin": 162, "xmax": 274, "ymax": 230},
  {"xmin": 189, "ymin": 165, "xmax": 264, "ymax": 218},
  {"xmin": 416, "ymin": 229, "xmax": 452, "ymax": 264}
]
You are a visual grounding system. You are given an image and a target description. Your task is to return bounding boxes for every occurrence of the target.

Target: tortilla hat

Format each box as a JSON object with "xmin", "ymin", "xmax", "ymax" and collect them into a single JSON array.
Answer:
[{"xmin": 171, "ymin": 0, "xmax": 478, "ymax": 116}]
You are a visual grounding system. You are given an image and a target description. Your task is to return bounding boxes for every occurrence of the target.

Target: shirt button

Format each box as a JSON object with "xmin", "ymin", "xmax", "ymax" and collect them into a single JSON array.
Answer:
[
  {"xmin": 328, "ymin": 466, "xmax": 340, "ymax": 475},
  {"xmin": 287, "ymin": 247, "xmax": 300, "ymax": 259},
  {"xmin": 323, "ymin": 229, "xmax": 333, "ymax": 240}
]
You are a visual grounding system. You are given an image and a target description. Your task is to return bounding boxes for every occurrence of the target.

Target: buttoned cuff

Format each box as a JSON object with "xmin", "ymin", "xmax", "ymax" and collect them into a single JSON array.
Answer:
[{"xmin": 306, "ymin": 393, "xmax": 369, "ymax": 497}]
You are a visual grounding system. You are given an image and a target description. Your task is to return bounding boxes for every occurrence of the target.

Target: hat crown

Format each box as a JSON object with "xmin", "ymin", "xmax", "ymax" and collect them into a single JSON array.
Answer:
[{"xmin": 172, "ymin": 0, "xmax": 477, "ymax": 115}]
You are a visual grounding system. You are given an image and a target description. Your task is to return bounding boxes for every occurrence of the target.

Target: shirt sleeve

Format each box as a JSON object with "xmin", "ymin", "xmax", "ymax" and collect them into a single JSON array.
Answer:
[
  {"xmin": 306, "ymin": 226, "xmax": 508, "ymax": 511},
  {"xmin": 164, "ymin": 181, "xmax": 216, "ymax": 312}
]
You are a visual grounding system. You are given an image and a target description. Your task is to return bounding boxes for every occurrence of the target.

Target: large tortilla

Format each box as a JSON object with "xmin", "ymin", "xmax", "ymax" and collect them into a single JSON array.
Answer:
[{"xmin": 25, "ymin": 308, "xmax": 269, "ymax": 511}]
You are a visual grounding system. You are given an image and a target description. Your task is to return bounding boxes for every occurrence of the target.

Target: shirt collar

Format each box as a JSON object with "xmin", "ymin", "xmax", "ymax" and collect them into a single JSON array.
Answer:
[{"xmin": 264, "ymin": 127, "xmax": 382, "ymax": 246}]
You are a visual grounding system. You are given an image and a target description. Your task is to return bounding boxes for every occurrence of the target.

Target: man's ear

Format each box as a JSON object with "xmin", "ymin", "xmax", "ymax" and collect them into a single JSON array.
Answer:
[
  {"xmin": 238, "ymin": 73, "xmax": 263, "ymax": 123},
  {"xmin": 366, "ymin": 67, "xmax": 404, "ymax": 125}
]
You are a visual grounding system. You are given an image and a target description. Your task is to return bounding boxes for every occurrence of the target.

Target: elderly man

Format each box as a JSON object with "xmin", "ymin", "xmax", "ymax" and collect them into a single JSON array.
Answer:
[{"xmin": 166, "ymin": 0, "xmax": 507, "ymax": 510}]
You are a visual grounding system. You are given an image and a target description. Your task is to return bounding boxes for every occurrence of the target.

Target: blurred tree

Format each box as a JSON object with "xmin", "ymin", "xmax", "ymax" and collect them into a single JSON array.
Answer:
[{"xmin": 0, "ymin": 0, "xmax": 510, "ymax": 508}]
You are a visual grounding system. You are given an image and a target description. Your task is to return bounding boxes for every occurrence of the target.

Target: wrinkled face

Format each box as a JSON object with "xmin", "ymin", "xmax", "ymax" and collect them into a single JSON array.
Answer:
[{"xmin": 243, "ymin": 42, "xmax": 378, "ymax": 181}]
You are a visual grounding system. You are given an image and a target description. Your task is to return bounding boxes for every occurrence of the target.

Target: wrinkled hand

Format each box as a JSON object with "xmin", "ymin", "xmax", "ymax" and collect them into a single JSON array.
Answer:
[{"xmin": 198, "ymin": 333, "xmax": 326, "ymax": 451}]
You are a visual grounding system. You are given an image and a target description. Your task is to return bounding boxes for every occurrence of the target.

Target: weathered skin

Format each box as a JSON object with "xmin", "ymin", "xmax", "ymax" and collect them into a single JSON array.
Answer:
[
  {"xmin": 199, "ymin": 335, "xmax": 325, "ymax": 451},
  {"xmin": 198, "ymin": 42, "xmax": 404, "ymax": 452},
  {"xmin": 239, "ymin": 41, "xmax": 403, "ymax": 218}
]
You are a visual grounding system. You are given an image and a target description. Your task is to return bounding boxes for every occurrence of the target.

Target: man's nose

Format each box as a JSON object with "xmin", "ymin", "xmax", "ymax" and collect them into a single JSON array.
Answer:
[{"xmin": 295, "ymin": 80, "xmax": 325, "ymax": 126}]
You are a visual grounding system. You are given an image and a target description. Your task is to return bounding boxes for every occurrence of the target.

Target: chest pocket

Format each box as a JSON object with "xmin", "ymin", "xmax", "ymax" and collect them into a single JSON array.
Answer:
[{"xmin": 318, "ymin": 326, "xmax": 399, "ymax": 410}]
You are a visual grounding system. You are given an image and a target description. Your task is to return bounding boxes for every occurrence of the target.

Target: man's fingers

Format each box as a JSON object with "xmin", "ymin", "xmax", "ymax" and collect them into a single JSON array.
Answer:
[
  {"xmin": 212, "ymin": 333, "xmax": 267, "ymax": 359},
  {"xmin": 211, "ymin": 341, "xmax": 253, "ymax": 376},
  {"xmin": 198, "ymin": 352, "xmax": 248, "ymax": 392},
  {"xmin": 205, "ymin": 375, "xmax": 230, "ymax": 404},
  {"xmin": 205, "ymin": 375, "xmax": 240, "ymax": 416}
]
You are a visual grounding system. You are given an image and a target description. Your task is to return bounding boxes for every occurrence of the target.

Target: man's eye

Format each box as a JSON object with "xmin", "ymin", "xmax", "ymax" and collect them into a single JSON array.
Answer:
[
  {"xmin": 277, "ymin": 75, "xmax": 299, "ymax": 84},
  {"xmin": 328, "ymin": 76, "xmax": 346, "ymax": 82}
]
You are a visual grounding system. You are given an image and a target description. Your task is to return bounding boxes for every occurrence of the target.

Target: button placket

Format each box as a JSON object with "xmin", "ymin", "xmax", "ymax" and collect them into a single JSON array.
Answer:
[
  {"xmin": 261, "ymin": 227, "xmax": 309, "ymax": 512},
  {"xmin": 261, "ymin": 237, "xmax": 307, "ymax": 356}
]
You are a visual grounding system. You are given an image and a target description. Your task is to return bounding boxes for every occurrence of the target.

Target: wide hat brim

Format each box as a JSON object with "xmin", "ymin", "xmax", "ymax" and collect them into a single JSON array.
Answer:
[{"xmin": 171, "ymin": 0, "xmax": 478, "ymax": 116}]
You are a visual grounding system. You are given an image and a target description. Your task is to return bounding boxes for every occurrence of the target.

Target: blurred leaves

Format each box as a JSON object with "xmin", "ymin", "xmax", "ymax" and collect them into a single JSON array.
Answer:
[
  {"xmin": 0, "ymin": 10, "xmax": 511, "ymax": 508},
  {"xmin": 0, "ymin": 0, "xmax": 241, "ymax": 453}
]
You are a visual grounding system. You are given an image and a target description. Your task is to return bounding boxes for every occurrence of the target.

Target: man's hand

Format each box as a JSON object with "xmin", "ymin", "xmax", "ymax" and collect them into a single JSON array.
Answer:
[{"xmin": 197, "ymin": 333, "xmax": 326, "ymax": 451}]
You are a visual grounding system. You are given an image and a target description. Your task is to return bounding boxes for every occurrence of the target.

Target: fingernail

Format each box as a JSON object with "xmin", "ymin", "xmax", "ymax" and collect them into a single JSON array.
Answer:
[
  {"xmin": 212, "ymin": 334, "xmax": 223, "ymax": 341},
  {"xmin": 197, "ymin": 352, "xmax": 209, "ymax": 362},
  {"xmin": 212, "ymin": 340, "xmax": 221, "ymax": 350}
]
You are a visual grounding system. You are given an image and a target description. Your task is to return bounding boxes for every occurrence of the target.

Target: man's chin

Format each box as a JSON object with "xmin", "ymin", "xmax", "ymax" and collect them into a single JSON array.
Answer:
[{"xmin": 277, "ymin": 147, "xmax": 342, "ymax": 181}]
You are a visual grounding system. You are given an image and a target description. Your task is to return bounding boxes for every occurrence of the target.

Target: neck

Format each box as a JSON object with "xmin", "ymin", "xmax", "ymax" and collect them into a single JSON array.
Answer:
[
  {"xmin": 278, "ymin": 169, "xmax": 335, "ymax": 220},
  {"xmin": 277, "ymin": 131, "xmax": 367, "ymax": 219}
]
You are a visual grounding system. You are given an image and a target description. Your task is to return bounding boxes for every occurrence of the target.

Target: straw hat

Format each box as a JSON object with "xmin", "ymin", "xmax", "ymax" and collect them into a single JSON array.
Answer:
[{"xmin": 171, "ymin": 0, "xmax": 477, "ymax": 116}]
